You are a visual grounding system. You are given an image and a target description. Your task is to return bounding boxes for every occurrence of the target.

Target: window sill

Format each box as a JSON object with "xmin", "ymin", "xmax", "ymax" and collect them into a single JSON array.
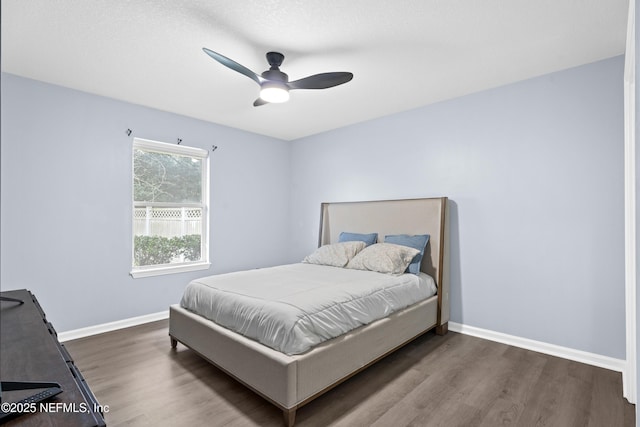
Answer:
[{"xmin": 130, "ymin": 262, "xmax": 211, "ymax": 279}]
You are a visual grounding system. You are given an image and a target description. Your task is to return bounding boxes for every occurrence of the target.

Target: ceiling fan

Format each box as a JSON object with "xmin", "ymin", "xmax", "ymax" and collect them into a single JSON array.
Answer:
[{"xmin": 203, "ymin": 48, "xmax": 354, "ymax": 106}]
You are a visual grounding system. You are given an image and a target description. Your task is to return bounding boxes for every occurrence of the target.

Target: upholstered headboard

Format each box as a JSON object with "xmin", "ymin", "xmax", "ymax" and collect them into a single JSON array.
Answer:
[{"xmin": 318, "ymin": 197, "xmax": 449, "ymax": 324}]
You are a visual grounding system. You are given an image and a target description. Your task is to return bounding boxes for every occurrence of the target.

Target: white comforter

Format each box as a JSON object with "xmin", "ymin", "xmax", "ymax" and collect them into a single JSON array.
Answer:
[{"xmin": 180, "ymin": 263, "xmax": 437, "ymax": 355}]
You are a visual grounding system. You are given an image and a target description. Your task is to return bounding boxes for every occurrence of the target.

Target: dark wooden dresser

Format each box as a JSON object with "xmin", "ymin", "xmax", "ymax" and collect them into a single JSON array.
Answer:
[{"xmin": 0, "ymin": 289, "xmax": 105, "ymax": 426}]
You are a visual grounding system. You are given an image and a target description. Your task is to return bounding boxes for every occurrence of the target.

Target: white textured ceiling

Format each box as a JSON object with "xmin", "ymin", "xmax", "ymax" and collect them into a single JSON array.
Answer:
[{"xmin": 1, "ymin": 0, "xmax": 629, "ymax": 141}]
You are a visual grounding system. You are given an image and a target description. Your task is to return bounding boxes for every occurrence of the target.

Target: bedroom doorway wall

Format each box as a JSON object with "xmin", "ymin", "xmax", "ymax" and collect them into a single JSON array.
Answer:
[{"xmin": 624, "ymin": 0, "xmax": 637, "ymax": 406}]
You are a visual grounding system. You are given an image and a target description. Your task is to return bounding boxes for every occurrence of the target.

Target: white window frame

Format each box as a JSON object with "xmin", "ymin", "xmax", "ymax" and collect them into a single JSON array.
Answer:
[{"xmin": 130, "ymin": 138, "xmax": 210, "ymax": 278}]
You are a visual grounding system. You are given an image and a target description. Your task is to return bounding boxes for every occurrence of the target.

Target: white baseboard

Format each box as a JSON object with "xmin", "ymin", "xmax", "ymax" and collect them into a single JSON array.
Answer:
[
  {"xmin": 56, "ymin": 313, "xmax": 626, "ymax": 377},
  {"xmin": 449, "ymin": 322, "xmax": 626, "ymax": 374},
  {"xmin": 58, "ymin": 310, "xmax": 169, "ymax": 342}
]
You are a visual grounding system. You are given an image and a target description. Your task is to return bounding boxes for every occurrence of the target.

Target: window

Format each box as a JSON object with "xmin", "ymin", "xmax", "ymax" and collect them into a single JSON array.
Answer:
[{"xmin": 130, "ymin": 138, "xmax": 210, "ymax": 278}]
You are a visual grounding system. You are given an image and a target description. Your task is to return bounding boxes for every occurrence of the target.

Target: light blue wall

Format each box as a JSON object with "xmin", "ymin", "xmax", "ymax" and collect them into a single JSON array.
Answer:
[
  {"xmin": 290, "ymin": 56, "xmax": 625, "ymax": 359},
  {"xmin": 0, "ymin": 73, "xmax": 292, "ymax": 331},
  {"xmin": 0, "ymin": 56, "xmax": 626, "ymax": 361}
]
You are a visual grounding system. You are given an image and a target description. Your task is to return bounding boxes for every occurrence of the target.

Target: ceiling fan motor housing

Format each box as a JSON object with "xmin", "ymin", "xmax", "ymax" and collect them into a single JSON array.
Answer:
[{"xmin": 261, "ymin": 69, "xmax": 288, "ymax": 83}]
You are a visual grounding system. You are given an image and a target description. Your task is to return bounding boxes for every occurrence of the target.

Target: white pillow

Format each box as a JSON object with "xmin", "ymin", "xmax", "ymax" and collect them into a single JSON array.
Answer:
[
  {"xmin": 302, "ymin": 241, "xmax": 367, "ymax": 267},
  {"xmin": 346, "ymin": 243, "xmax": 420, "ymax": 275}
]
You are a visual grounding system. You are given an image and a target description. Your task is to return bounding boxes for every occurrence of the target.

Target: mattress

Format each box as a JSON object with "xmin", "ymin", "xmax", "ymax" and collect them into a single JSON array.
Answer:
[{"xmin": 180, "ymin": 263, "xmax": 437, "ymax": 355}]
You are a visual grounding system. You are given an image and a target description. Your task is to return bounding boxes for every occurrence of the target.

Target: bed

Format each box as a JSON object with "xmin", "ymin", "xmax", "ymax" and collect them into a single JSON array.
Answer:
[{"xmin": 169, "ymin": 197, "xmax": 449, "ymax": 426}]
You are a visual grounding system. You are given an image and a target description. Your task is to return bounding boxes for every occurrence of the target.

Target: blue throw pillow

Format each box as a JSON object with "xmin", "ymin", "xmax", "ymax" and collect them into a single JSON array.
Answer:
[
  {"xmin": 338, "ymin": 231, "xmax": 378, "ymax": 247},
  {"xmin": 384, "ymin": 234, "xmax": 430, "ymax": 274}
]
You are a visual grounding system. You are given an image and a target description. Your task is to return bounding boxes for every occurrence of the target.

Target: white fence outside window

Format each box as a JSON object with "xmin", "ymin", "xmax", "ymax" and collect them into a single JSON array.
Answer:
[{"xmin": 133, "ymin": 207, "xmax": 202, "ymax": 237}]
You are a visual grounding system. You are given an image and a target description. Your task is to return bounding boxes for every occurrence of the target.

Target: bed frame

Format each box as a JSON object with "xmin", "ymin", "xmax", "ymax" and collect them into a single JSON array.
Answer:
[{"xmin": 169, "ymin": 197, "xmax": 449, "ymax": 426}]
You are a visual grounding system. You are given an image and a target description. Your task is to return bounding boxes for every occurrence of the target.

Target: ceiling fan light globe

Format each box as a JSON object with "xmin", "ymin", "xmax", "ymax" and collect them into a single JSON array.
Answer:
[{"xmin": 260, "ymin": 86, "xmax": 290, "ymax": 103}]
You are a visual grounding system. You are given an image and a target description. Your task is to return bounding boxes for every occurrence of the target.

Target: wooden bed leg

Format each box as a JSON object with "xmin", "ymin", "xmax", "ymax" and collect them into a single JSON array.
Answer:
[
  {"xmin": 436, "ymin": 322, "xmax": 448, "ymax": 336},
  {"xmin": 283, "ymin": 408, "xmax": 296, "ymax": 427},
  {"xmin": 170, "ymin": 337, "xmax": 178, "ymax": 348}
]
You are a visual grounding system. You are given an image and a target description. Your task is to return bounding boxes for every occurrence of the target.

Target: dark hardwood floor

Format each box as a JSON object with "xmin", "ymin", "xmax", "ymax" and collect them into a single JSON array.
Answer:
[{"xmin": 64, "ymin": 320, "xmax": 635, "ymax": 426}]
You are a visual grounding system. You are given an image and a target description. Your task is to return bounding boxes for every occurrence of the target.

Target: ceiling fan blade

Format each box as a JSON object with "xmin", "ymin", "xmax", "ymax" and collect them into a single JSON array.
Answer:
[
  {"xmin": 202, "ymin": 48, "xmax": 262, "ymax": 85},
  {"xmin": 288, "ymin": 72, "xmax": 353, "ymax": 90},
  {"xmin": 253, "ymin": 98, "xmax": 269, "ymax": 107}
]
